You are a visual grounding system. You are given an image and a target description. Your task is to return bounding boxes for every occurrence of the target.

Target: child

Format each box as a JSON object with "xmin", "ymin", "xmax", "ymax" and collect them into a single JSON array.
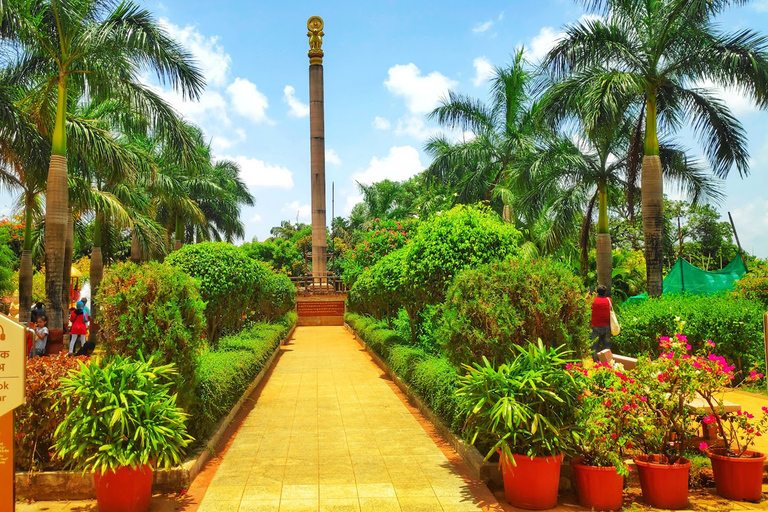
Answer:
[
  {"xmin": 27, "ymin": 314, "xmax": 49, "ymax": 358},
  {"xmin": 68, "ymin": 301, "xmax": 89, "ymax": 354}
]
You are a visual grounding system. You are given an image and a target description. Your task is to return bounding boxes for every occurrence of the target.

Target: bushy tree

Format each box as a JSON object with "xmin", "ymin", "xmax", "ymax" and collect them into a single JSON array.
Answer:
[
  {"xmin": 165, "ymin": 242, "xmax": 259, "ymax": 343},
  {"xmin": 440, "ymin": 258, "xmax": 590, "ymax": 366}
]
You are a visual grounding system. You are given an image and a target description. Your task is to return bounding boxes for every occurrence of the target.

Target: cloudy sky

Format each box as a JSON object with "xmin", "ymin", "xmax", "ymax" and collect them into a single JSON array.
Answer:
[{"xmin": 3, "ymin": 0, "xmax": 768, "ymax": 256}]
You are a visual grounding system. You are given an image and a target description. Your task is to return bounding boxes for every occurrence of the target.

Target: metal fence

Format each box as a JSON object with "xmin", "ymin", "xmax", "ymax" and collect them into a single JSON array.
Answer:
[{"xmin": 290, "ymin": 272, "xmax": 348, "ymax": 295}]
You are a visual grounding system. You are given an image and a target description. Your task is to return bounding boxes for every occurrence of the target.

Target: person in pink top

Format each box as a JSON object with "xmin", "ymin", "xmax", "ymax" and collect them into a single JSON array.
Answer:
[
  {"xmin": 68, "ymin": 301, "xmax": 89, "ymax": 354},
  {"xmin": 590, "ymin": 285, "xmax": 612, "ymax": 361}
]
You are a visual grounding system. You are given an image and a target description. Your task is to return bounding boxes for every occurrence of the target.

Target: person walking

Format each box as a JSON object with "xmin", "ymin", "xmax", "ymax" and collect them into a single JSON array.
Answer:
[
  {"xmin": 590, "ymin": 285, "xmax": 612, "ymax": 361},
  {"xmin": 80, "ymin": 297, "xmax": 91, "ymax": 321},
  {"xmin": 68, "ymin": 301, "xmax": 89, "ymax": 354}
]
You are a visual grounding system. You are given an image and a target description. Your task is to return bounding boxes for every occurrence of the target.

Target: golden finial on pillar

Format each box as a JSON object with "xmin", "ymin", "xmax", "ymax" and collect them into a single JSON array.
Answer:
[{"xmin": 307, "ymin": 16, "xmax": 324, "ymax": 65}]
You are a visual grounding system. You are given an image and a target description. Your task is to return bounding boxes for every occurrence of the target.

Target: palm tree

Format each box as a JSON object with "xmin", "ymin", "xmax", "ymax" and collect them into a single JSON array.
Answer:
[
  {"xmin": 4, "ymin": 0, "xmax": 204, "ymax": 336},
  {"xmin": 545, "ymin": 0, "xmax": 768, "ymax": 296},
  {"xmin": 424, "ymin": 49, "xmax": 544, "ymax": 211}
]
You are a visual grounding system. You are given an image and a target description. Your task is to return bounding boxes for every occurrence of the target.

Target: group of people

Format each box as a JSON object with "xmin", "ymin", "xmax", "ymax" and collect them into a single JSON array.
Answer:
[{"xmin": 25, "ymin": 298, "xmax": 95, "ymax": 358}]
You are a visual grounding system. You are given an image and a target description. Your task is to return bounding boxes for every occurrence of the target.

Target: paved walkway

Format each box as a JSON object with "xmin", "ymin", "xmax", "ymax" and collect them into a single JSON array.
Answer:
[{"xmin": 197, "ymin": 326, "xmax": 492, "ymax": 512}]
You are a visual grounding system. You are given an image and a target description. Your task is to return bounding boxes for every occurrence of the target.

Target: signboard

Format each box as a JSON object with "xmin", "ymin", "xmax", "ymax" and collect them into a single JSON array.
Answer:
[{"xmin": 0, "ymin": 313, "xmax": 26, "ymax": 512}]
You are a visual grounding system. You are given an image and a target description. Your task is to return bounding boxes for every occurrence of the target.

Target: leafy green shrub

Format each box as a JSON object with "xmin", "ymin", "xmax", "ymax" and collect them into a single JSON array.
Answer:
[
  {"xmin": 733, "ymin": 264, "xmax": 768, "ymax": 309},
  {"xmin": 388, "ymin": 345, "xmax": 428, "ymax": 382},
  {"xmin": 440, "ymin": 258, "xmax": 589, "ymax": 366},
  {"xmin": 363, "ymin": 323, "xmax": 405, "ymax": 358},
  {"xmin": 614, "ymin": 293, "xmax": 766, "ymax": 375},
  {"xmin": 241, "ymin": 237, "xmax": 304, "ymax": 276},
  {"xmin": 403, "ymin": 205, "xmax": 521, "ymax": 308},
  {"xmin": 411, "ymin": 356, "xmax": 461, "ymax": 431},
  {"xmin": 97, "ymin": 261, "xmax": 206, "ymax": 407},
  {"xmin": 249, "ymin": 262, "xmax": 295, "ymax": 322},
  {"xmin": 165, "ymin": 242, "xmax": 262, "ymax": 343},
  {"xmin": 348, "ymin": 249, "xmax": 410, "ymax": 323},
  {"xmin": 188, "ymin": 313, "xmax": 296, "ymax": 441}
]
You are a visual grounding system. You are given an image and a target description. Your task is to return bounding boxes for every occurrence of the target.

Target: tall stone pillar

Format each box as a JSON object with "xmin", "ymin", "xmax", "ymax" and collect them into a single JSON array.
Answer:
[{"xmin": 307, "ymin": 16, "xmax": 327, "ymax": 280}]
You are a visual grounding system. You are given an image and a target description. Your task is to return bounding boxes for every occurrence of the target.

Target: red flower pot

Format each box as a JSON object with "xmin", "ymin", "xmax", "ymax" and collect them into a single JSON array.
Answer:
[
  {"xmin": 500, "ymin": 453, "xmax": 563, "ymax": 510},
  {"xmin": 634, "ymin": 455, "xmax": 691, "ymax": 510},
  {"xmin": 708, "ymin": 449, "xmax": 765, "ymax": 501},
  {"xmin": 571, "ymin": 457, "xmax": 624, "ymax": 511},
  {"xmin": 94, "ymin": 465, "xmax": 153, "ymax": 512}
]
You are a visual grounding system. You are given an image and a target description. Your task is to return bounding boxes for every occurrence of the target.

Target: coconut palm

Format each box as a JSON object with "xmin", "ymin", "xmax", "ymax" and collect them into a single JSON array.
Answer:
[
  {"xmin": 424, "ymin": 49, "xmax": 545, "ymax": 211},
  {"xmin": 3, "ymin": 0, "xmax": 204, "ymax": 334},
  {"xmin": 544, "ymin": 0, "xmax": 768, "ymax": 296}
]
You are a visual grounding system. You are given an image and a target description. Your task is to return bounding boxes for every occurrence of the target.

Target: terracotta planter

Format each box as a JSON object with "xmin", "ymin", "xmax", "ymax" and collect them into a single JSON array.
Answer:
[
  {"xmin": 571, "ymin": 457, "xmax": 624, "ymax": 511},
  {"xmin": 500, "ymin": 453, "xmax": 563, "ymax": 510},
  {"xmin": 94, "ymin": 465, "xmax": 153, "ymax": 512},
  {"xmin": 708, "ymin": 449, "xmax": 765, "ymax": 501},
  {"xmin": 634, "ymin": 455, "xmax": 691, "ymax": 510}
]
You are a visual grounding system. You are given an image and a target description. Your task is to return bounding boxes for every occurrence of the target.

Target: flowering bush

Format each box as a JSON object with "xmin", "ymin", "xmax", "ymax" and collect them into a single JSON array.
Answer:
[
  {"xmin": 694, "ymin": 339, "xmax": 768, "ymax": 457},
  {"xmin": 631, "ymin": 333, "xmax": 703, "ymax": 464},
  {"xmin": 733, "ymin": 263, "xmax": 768, "ymax": 309},
  {"xmin": 568, "ymin": 361, "xmax": 642, "ymax": 475}
]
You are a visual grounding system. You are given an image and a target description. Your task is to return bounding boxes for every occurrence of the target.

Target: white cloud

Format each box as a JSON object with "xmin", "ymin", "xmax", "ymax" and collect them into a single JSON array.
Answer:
[
  {"xmin": 226, "ymin": 78, "xmax": 270, "ymax": 124},
  {"xmin": 352, "ymin": 146, "xmax": 424, "ymax": 187},
  {"xmin": 373, "ymin": 116, "xmax": 391, "ymax": 130},
  {"xmin": 529, "ymin": 27, "xmax": 563, "ymax": 62},
  {"xmin": 754, "ymin": 0, "xmax": 768, "ymax": 11},
  {"xmin": 695, "ymin": 80, "xmax": 759, "ymax": 116},
  {"xmin": 473, "ymin": 20, "xmax": 493, "ymax": 34},
  {"xmin": 283, "ymin": 85, "xmax": 309, "ymax": 118},
  {"xmin": 498, "ymin": 12, "xmax": 505, "ymax": 21},
  {"xmin": 326, "ymin": 148, "xmax": 342, "ymax": 167},
  {"xmin": 160, "ymin": 19, "xmax": 231, "ymax": 88},
  {"xmin": 249, "ymin": 213, "xmax": 262, "ymax": 223},
  {"xmin": 384, "ymin": 63, "xmax": 457, "ymax": 114},
  {"xmin": 282, "ymin": 200, "xmax": 311, "ymax": 221},
  {"xmin": 223, "ymin": 155, "xmax": 293, "ymax": 189},
  {"xmin": 394, "ymin": 116, "xmax": 441, "ymax": 141},
  {"xmin": 211, "ymin": 128, "xmax": 246, "ymax": 153},
  {"xmin": 730, "ymin": 198, "xmax": 768, "ymax": 257},
  {"xmin": 472, "ymin": 56, "xmax": 495, "ymax": 87}
]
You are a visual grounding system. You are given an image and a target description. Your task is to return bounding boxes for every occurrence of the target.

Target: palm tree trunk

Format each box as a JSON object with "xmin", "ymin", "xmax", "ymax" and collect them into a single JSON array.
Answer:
[
  {"xmin": 90, "ymin": 214, "xmax": 103, "ymax": 344},
  {"xmin": 18, "ymin": 194, "xmax": 34, "ymax": 324},
  {"xmin": 642, "ymin": 94, "xmax": 664, "ymax": 297},
  {"xmin": 596, "ymin": 185, "xmax": 612, "ymax": 295},
  {"xmin": 62, "ymin": 209, "xmax": 73, "ymax": 314},
  {"xmin": 174, "ymin": 216, "xmax": 183, "ymax": 251},
  {"xmin": 130, "ymin": 231, "xmax": 142, "ymax": 263},
  {"xmin": 44, "ymin": 80, "xmax": 69, "ymax": 351}
]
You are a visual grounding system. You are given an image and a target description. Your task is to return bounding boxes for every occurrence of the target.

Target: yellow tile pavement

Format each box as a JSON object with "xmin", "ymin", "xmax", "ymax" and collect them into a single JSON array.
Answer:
[{"xmin": 196, "ymin": 326, "xmax": 489, "ymax": 512}]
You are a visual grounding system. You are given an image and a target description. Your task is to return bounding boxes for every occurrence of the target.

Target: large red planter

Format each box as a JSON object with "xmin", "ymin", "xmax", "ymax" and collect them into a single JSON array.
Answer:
[
  {"xmin": 634, "ymin": 455, "xmax": 691, "ymax": 510},
  {"xmin": 571, "ymin": 457, "xmax": 624, "ymax": 511},
  {"xmin": 708, "ymin": 449, "xmax": 765, "ymax": 501},
  {"xmin": 94, "ymin": 465, "xmax": 153, "ymax": 512},
  {"xmin": 500, "ymin": 453, "xmax": 563, "ymax": 510}
]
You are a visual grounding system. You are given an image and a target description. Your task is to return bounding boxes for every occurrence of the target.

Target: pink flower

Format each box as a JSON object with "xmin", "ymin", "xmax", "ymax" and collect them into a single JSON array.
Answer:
[
  {"xmin": 703, "ymin": 415, "xmax": 717, "ymax": 425},
  {"xmin": 565, "ymin": 363, "xmax": 574, "ymax": 370},
  {"xmin": 761, "ymin": 406, "xmax": 768, "ymax": 413},
  {"xmin": 706, "ymin": 340, "xmax": 716, "ymax": 347},
  {"xmin": 685, "ymin": 344, "xmax": 692, "ymax": 351},
  {"xmin": 699, "ymin": 442, "xmax": 709, "ymax": 451},
  {"xmin": 622, "ymin": 405, "xmax": 630, "ymax": 411}
]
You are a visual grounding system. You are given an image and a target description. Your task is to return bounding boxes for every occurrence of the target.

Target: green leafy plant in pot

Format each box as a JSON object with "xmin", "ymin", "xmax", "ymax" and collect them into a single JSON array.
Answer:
[
  {"xmin": 52, "ymin": 353, "xmax": 193, "ymax": 512},
  {"xmin": 457, "ymin": 341, "xmax": 579, "ymax": 510}
]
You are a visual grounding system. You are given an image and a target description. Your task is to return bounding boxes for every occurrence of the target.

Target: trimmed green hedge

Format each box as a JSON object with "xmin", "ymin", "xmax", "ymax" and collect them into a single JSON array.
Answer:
[
  {"xmin": 188, "ymin": 312, "xmax": 297, "ymax": 441},
  {"xmin": 614, "ymin": 294, "xmax": 765, "ymax": 375},
  {"xmin": 345, "ymin": 313, "xmax": 461, "ymax": 431}
]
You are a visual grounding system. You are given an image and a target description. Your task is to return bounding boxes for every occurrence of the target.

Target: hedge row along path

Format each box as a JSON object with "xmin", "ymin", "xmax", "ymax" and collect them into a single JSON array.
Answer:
[{"xmin": 196, "ymin": 326, "xmax": 500, "ymax": 512}]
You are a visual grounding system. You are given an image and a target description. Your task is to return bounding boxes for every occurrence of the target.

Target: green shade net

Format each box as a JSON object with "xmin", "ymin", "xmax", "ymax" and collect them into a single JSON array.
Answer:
[{"xmin": 624, "ymin": 256, "xmax": 747, "ymax": 305}]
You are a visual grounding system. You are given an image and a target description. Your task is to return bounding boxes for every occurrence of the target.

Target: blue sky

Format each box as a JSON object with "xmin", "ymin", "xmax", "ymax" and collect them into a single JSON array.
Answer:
[{"xmin": 3, "ymin": 0, "xmax": 768, "ymax": 256}]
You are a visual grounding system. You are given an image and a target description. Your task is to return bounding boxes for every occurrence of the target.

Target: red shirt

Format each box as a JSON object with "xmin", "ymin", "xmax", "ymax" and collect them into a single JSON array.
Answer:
[
  {"xmin": 591, "ymin": 296, "xmax": 612, "ymax": 327},
  {"xmin": 69, "ymin": 310, "xmax": 88, "ymax": 335}
]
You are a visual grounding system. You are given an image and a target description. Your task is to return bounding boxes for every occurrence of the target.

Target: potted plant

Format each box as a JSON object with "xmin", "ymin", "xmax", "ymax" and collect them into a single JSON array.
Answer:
[
  {"xmin": 696, "ymin": 339, "xmax": 768, "ymax": 501},
  {"xmin": 630, "ymin": 334, "xmax": 700, "ymax": 510},
  {"xmin": 53, "ymin": 353, "xmax": 193, "ymax": 512},
  {"xmin": 568, "ymin": 361, "xmax": 639, "ymax": 511},
  {"xmin": 457, "ymin": 341, "xmax": 580, "ymax": 510}
]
